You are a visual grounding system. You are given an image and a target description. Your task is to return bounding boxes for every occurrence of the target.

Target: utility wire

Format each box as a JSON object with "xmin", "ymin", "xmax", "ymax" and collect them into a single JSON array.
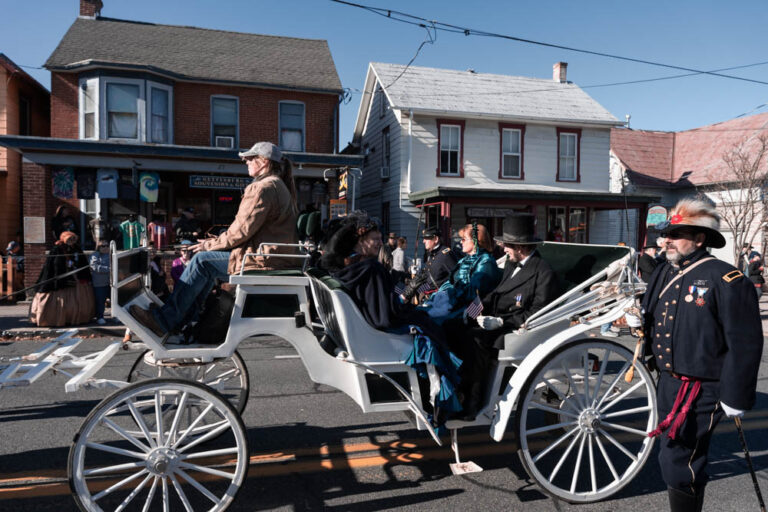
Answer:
[{"xmin": 330, "ymin": 0, "xmax": 768, "ymax": 87}]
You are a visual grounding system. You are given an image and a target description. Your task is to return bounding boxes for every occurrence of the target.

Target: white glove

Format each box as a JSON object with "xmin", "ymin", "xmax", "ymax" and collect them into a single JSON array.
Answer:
[
  {"xmin": 477, "ymin": 315, "xmax": 503, "ymax": 330},
  {"xmin": 720, "ymin": 402, "xmax": 745, "ymax": 418},
  {"xmin": 624, "ymin": 313, "xmax": 642, "ymax": 328}
]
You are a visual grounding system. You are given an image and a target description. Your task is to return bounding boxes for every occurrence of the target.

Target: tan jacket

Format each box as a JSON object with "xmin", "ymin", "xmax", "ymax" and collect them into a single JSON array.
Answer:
[{"xmin": 200, "ymin": 173, "xmax": 298, "ymax": 274}]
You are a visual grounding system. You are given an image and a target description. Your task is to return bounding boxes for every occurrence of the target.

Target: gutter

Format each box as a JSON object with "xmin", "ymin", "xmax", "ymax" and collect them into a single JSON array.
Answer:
[{"xmin": 389, "ymin": 106, "xmax": 623, "ymax": 128}]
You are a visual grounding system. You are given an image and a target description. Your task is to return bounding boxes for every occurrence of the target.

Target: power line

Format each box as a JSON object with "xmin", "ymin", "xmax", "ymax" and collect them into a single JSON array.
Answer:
[{"xmin": 330, "ymin": 0, "xmax": 768, "ymax": 87}]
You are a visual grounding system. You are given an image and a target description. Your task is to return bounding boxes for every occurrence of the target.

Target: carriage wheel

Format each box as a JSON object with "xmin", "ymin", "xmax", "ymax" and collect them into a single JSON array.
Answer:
[
  {"xmin": 514, "ymin": 339, "xmax": 657, "ymax": 503},
  {"xmin": 128, "ymin": 350, "xmax": 249, "ymax": 414},
  {"xmin": 68, "ymin": 379, "xmax": 249, "ymax": 512}
]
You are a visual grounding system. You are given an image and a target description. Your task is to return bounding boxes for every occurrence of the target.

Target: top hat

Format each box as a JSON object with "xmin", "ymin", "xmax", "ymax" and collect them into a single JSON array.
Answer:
[
  {"xmin": 422, "ymin": 226, "xmax": 441, "ymax": 238},
  {"xmin": 493, "ymin": 213, "xmax": 541, "ymax": 245},
  {"xmin": 656, "ymin": 198, "xmax": 725, "ymax": 249}
]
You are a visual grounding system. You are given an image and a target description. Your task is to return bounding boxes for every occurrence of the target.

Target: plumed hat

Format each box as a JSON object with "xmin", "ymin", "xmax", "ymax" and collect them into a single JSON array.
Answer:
[
  {"xmin": 657, "ymin": 198, "xmax": 725, "ymax": 249},
  {"xmin": 318, "ymin": 210, "xmax": 380, "ymax": 271}
]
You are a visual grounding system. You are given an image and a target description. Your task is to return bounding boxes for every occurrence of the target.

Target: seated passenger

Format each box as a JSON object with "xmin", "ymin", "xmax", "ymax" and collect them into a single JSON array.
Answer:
[
  {"xmin": 131, "ymin": 142, "xmax": 298, "ymax": 336},
  {"xmin": 420, "ymin": 223, "xmax": 501, "ymax": 324},
  {"xmin": 444, "ymin": 213, "xmax": 560, "ymax": 419},
  {"xmin": 402, "ymin": 226, "xmax": 457, "ymax": 302}
]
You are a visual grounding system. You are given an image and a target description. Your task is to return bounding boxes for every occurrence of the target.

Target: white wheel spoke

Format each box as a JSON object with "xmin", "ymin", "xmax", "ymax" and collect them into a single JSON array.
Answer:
[
  {"xmin": 526, "ymin": 420, "xmax": 577, "ymax": 436},
  {"xmin": 549, "ymin": 431, "xmax": 582, "ymax": 482},
  {"xmin": 528, "ymin": 402, "xmax": 579, "ymax": 418},
  {"xmin": 92, "ymin": 469, "xmax": 148, "ymax": 501},
  {"xmin": 166, "ymin": 391, "xmax": 189, "ymax": 447},
  {"xmin": 599, "ymin": 381, "xmax": 645, "ymax": 414},
  {"xmin": 178, "ymin": 422, "xmax": 231, "ymax": 453},
  {"xmin": 127, "ymin": 399, "xmax": 158, "ymax": 449},
  {"xmin": 561, "ymin": 362, "xmax": 586, "ymax": 409},
  {"xmin": 86, "ymin": 442, "xmax": 147, "ymax": 459},
  {"xmin": 162, "ymin": 477, "xmax": 170, "ymax": 512},
  {"xmin": 207, "ymin": 368, "xmax": 237, "ymax": 383},
  {"xmin": 570, "ymin": 433, "xmax": 587, "ymax": 493},
  {"xmin": 588, "ymin": 434, "xmax": 597, "ymax": 494},
  {"xmin": 84, "ymin": 460, "xmax": 146, "ymax": 477},
  {"xmin": 176, "ymin": 468, "xmax": 221, "ymax": 504},
  {"xmin": 141, "ymin": 476, "xmax": 159, "ymax": 512},
  {"xmin": 532, "ymin": 426, "xmax": 581, "ymax": 463},
  {"xmin": 600, "ymin": 421, "xmax": 648, "ymax": 437},
  {"xmin": 583, "ymin": 353, "xmax": 591, "ymax": 407},
  {"xmin": 171, "ymin": 403, "xmax": 215, "ymax": 449},
  {"xmin": 178, "ymin": 461, "xmax": 236, "ymax": 479},
  {"xmin": 591, "ymin": 349, "xmax": 611, "ymax": 406},
  {"xmin": 597, "ymin": 428, "xmax": 638, "ymax": 462},
  {"xmin": 155, "ymin": 391, "xmax": 165, "ymax": 446},
  {"xmin": 169, "ymin": 474, "xmax": 194, "ymax": 512},
  {"xmin": 115, "ymin": 472, "xmax": 153, "ymax": 512},
  {"xmin": 101, "ymin": 417, "xmax": 151, "ymax": 453},
  {"xmin": 594, "ymin": 433, "xmax": 620, "ymax": 482},
  {"xmin": 181, "ymin": 446, "xmax": 239, "ymax": 460},
  {"xmin": 602, "ymin": 405, "xmax": 652, "ymax": 419},
  {"xmin": 595, "ymin": 361, "xmax": 630, "ymax": 410}
]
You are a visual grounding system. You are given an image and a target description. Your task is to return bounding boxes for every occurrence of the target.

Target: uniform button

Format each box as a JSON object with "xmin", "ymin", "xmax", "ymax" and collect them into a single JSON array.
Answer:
[
  {"xmin": 679, "ymin": 270, "xmax": 683, "ymax": 275},
  {"xmin": 675, "ymin": 285, "xmax": 680, "ymax": 289},
  {"xmin": 665, "ymin": 301, "xmax": 669, "ymax": 306},
  {"xmin": 665, "ymin": 363, "xmax": 671, "ymax": 368},
  {"xmin": 669, "ymin": 316, "xmax": 674, "ymax": 320},
  {"xmin": 658, "ymin": 355, "xmax": 663, "ymax": 359},
  {"xmin": 657, "ymin": 344, "xmax": 661, "ymax": 349},
  {"xmin": 666, "ymin": 333, "xmax": 671, "ymax": 338},
  {"xmin": 657, "ymin": 322, "xmax": 662, "ymax": 326},
  {"xmin": 672, "ymin": 300, "xmax": 677, "ymax": 304},
  {"xmin": 666, "ymin": 348, "xmax": 671, "ymax": 353},
  {"xmin": 656, "ymin": 334, "xmax": 660, "ymax": 338}
]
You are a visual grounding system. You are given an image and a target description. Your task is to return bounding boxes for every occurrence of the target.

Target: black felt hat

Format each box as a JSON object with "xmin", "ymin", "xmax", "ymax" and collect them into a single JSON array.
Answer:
[{"xmin": 493, "ymin": 213, "xmax": 541, "ymax": 245}]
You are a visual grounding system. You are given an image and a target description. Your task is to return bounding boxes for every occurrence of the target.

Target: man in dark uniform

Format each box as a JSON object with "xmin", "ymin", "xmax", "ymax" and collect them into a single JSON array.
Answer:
[
  {"xmin": 636, "ymin": 198, "xmax": 763, "ymax": 512},
  {"xmin": 403, "ymin": 226, "xmax": 457, "ymax": 302},
  {"xmin": 445, "ymin": 213, "xmax": 560, "ymax": 419},
  {"xmin": 638, "ymin": 242, "xmax": 659, "ymax": 281}
]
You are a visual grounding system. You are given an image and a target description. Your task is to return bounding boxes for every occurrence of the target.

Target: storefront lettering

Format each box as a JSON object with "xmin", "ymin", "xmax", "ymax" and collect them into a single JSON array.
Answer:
[{"xmin": 189, "ymin": 175, "xmax": 251, "ymax": 190}]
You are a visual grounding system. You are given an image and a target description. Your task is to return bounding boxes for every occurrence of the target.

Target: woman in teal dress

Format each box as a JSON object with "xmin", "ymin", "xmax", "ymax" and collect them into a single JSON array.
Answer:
[{"xmin": 421, "ymin": 222, "xmax": 501, "ymax": 323}]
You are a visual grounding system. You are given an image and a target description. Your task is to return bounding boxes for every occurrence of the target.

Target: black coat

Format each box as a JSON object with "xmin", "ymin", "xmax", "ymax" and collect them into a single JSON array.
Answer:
[
  {"xmin": 423, "ymin": 244, "xmax": 457, "ymax": 288},
  {"xmin": 36, "ymin": 244, "xmax": 91, "ymax": 292},
  {"xmin": 641, "ymin": 248, "xmax": 763, "ymax": 410},
  {"xmin": 638, "ymin": 253, "xmax": 658, "ymax": 281},
  {"xmin": 480, "ymin": 251, "xmax": 560, "ymax": 349}
]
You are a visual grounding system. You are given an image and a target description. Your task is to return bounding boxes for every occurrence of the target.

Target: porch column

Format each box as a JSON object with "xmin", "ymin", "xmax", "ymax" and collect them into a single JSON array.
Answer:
[{"xmin": 22, "ymin": 161, "xmax": 54, "ymax": 289}]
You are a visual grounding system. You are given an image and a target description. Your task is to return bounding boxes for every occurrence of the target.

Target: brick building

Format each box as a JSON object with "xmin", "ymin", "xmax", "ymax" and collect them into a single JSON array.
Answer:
[{"xmin": 0, "ymin": 0, "xmax": 361, "ymax": 287}]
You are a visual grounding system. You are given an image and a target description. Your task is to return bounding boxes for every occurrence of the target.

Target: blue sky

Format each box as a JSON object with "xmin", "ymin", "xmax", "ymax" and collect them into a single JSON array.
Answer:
[{"xmin": 3, "ymin": 0, "xmax": 767, "ymax": 147}]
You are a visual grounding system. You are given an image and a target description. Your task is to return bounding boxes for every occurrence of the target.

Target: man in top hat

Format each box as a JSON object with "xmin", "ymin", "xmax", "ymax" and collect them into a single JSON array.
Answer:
[
  {"xmin": 638, "ymin": 241, "xmax": 659, "ymax": 281},
  {"xmin": 378, "ymin": 231, "xmax": 397, "ymax": 270},
  {"xmin": 402, "ymin": 226, "xmax": 457, "ymax": 302},
  {"xmin": 633, "ymin": 198, "xmax": 762, "ymax": 512},
  {"xmin": 445, "ymin": 213, "xmax": 559, "ymax": 419}
]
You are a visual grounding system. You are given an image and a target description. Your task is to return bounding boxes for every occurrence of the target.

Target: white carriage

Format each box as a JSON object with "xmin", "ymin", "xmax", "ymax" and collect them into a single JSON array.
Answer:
[{"xmin": 0, "ymin": 241, "xmax": 658, "ymax": 510}]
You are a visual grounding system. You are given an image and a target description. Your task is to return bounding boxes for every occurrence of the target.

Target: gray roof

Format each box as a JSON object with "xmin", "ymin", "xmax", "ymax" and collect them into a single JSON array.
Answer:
[
  {"xmin": 45, "ymin": 17, "xmax": 342, "ymax": 93},
  {"xmin": 372, "ymin": 62, "xmax": 619, "ymax": 125}
]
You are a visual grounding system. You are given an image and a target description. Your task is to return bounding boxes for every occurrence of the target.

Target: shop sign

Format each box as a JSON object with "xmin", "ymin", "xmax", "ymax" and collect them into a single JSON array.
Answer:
[
  {"xmin": 338, "ymin": 170, "xmax": 348, "ymax": 199},
  {"xmin": 330, "ymin": 199, "xmax": 347, "ymax": 218},
  {"xmin": 189, "ymin": 175, "xmax": 251, "ymax": 190},
  {"xmin": 23, "ymin": 217, "xmax": 46, "ymax": 244},
  {"xmin": 646, "ymin": 205, "xmax": 668, "ymax": 226},
  {"xmin": 467, "ymin": 207, "xmax": 523, "ymax": 218}
]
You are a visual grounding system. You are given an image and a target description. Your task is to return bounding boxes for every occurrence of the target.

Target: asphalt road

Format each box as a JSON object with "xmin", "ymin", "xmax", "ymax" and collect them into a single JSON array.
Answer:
[{"xmin": 0, "ymin": 334, "xmax": 767, "ymax": 511}]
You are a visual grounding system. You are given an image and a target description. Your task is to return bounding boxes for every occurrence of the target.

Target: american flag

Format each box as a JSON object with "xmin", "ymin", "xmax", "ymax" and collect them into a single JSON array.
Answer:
[
  {"xmin": 417, "ymin": 281, "xmax": 436, "ymax": 294},
  {"xmin": 465, "ymin": 293, "xmax": 484, "ymax": 319},
  {"xmin": 394, "ymin": 282, "xmax": 406, "ymax": 296}
]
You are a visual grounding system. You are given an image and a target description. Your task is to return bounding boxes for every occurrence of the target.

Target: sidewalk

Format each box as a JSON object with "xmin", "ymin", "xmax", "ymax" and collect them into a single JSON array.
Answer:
[{"xmin": 0, "ymin": 302, "xmax": 126, "ymax": 340}]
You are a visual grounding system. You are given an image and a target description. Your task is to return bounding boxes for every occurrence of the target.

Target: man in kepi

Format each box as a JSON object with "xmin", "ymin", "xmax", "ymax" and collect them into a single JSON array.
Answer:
[
  {"xmin": 403, "ymin": 226, "xmax": 457, "ymax": 302},
  {"xmin": 444, "ymin": 213, "xmax": 559, "ymax": 419},
  {"xmin": 635, "ymin": 198, "xmax": 762, "ymax": 512}
]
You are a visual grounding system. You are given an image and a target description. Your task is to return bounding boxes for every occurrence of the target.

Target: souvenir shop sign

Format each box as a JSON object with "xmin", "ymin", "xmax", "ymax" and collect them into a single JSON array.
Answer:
[
  {"xmin": 329, "ymin": 199, "xmax": 347, "ymax": 218},
  {"xmin": 189, "ymin": 175, "xmax": 251, "ymax": 190}
]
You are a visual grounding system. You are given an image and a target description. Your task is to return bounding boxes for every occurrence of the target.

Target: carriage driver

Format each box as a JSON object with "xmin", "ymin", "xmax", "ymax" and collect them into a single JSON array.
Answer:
[
  {"xmin": 628, "ymin": 198, "xmax": 763, "ymax": 512},
  {"xmin": 444, "ymin": 213, "xmax": 559, "ymax": 419}
]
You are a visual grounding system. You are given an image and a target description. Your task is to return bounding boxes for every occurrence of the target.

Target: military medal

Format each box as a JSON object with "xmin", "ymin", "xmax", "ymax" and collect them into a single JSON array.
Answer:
[
  {"xmin": 515, "ymin": 294, "xmax": 522, "ymax": 307},
  {"xmin": 685, "ymin": 285, "xmax": 695, "ymax": 303},
  {"xmin": 695, "ymin": 287, "xmax": 708, "ymax": 307}
]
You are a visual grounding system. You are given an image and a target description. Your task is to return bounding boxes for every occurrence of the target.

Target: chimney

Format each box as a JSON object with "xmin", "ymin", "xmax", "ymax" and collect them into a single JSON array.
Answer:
[
  {"xmin": 80, "ymin": 0, "xmax": 103, "ymax": 17},
  {"xmin": 553, "ymin": 62, "xmax": 568, "ymax": 83}
]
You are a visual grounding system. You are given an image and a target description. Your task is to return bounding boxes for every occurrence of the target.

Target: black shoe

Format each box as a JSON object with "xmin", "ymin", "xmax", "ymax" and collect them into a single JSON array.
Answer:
[
  {"xmin": 129, "ymin": 305, "xmax": 167, "ymax": 338},
  {"xmin": 667, "ymin": 486, "xmax": 703, "ymax": 512}
]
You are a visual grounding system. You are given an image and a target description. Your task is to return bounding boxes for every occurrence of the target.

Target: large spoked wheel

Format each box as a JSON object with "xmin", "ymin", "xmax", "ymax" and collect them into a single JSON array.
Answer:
[
  {"xmin": 128, "ymin": 350, "xmax": 249, "ymax": 414},
  {"xmin": 515, "ymin": 339, "xmax": 657, "ymax": 503},
  {"xmin": 68, "ymin": 379, "xmax": 249, "ymax": 512}
]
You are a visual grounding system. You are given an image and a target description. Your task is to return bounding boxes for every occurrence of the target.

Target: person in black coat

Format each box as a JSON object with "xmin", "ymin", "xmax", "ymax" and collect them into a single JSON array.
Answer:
[
  {"xmin": 636, "ymin": 199, "xmax": 763, "ymax": 512},
  {"xmin": 444, "ymin": 213, "xmax": 560, "ymax": 419},
  {"xmin": 638, "ymin": 243, "xmax": 659, "ymax": 281},
  {"xmin": 403, "ymin": 226, "xmax": 457, "ymax": 302}
]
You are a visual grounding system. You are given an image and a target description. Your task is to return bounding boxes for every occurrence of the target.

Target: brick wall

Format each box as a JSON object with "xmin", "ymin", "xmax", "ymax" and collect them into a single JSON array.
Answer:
[
  {"xmin": 51, "ymin": 73, "xmax": 79, "ymax": 139},
  {"xmin": 22, "ymin": 162, "xmax": 53, "ymax": 288}
]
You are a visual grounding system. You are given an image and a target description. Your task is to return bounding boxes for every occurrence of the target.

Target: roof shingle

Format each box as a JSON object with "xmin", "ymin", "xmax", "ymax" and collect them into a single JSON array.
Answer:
[{"xmin": 45, "ymin": 17, "xmax": 342, "ymax": 93}]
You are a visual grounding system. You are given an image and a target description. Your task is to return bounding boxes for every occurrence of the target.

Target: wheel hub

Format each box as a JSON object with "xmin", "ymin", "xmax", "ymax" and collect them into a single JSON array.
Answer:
[
  {"xmin": 146, "ymin": 447, "xmax": 179, "ymax": 476},
  {"xmin": 578, "ymin": 408, "xmax": 601, "ymax": 433}
]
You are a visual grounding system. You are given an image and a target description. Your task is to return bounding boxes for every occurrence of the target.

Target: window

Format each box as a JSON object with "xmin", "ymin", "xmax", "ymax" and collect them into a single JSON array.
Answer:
[
  {"xmin": 279, "ymin": 101, "xmax": 305, "ymax": 151},
  {"xmin": 382, "ymin": 127, "xmax": 391, "ymax": 172},
  {"xmin": 106, "ymin": 83, "xmax": 140, "ymax": 139},
  {"xmin": 499, "ymin": 123, "xmax": 524, "ymax": 179},
  {"xmin": 148, "ymin": 85, "xmax": 171, "ymax": 143},
  {"xmin": 436, "ymin": 119, "xmax": 464, "ymax": 177},
  {"xmin": 378, "ymin": 85, "xmax": 386, "ymax": 118},
  {"xmin": 557, "ymin": 128, "xmax": 581, "ymax": 181},
  {"xmin": 548, "ymin": 205, "xmax": 588, "ymax": 242},
  {"xmin": 211, "ymin": 96, "xmax": 238, "ymax": 147},
  {"xmin": 569, "ymin": 207, "xmax": 587, "ymax": 243}
]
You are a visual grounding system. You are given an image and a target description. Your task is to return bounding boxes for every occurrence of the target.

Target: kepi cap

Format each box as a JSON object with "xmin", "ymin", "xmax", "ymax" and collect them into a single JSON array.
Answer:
[
  {"xmin": 422, "ymin": 226, "xmax": 441, "ymax": 238},
  {"xmin": 239, "ymin": 142, "xmax": 282, "ymax": 162}
]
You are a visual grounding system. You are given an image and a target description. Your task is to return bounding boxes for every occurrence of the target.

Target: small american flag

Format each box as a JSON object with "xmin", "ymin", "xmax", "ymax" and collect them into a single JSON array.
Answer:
[
  {"xmin": 465, "ymin": 293, "xmax": 484, "ymax": 319},
  {"xmin": 394, "ymin": 282, "xmax": 406, "ymax": 296},
  {"xmin": 417, "ymin": 281, "xmax": 436, "ymax": 294}
]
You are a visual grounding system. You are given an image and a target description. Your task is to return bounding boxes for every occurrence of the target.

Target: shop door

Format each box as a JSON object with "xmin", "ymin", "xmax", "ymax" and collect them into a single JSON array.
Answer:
[{"xmin": 212, "ymin": 191, "xmax": 242, "ymax": 236}]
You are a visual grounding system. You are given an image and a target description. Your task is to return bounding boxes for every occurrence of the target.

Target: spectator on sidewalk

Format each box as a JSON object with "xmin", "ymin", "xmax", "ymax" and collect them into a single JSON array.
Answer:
[
  {"xmin": 748, "ymin": 253, "xmax": 764, "ymax": 299},
  {"xmin": 171, "ymin": 240, "xmax": 193, "ymax": 286},
  {"xmin": 90, "ymin": 241, "xmax": 111, "ymax": 325}
]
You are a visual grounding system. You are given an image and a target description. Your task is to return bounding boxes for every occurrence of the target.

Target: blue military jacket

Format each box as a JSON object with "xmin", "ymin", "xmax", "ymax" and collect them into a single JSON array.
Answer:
[{"xmin": 641, "ymin": 249, "xmax": 763, "ymax": 410}]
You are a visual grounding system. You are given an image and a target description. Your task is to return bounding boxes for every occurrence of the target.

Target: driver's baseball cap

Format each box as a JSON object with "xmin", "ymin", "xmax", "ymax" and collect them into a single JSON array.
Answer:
[{"xmin": 238, "ymin": 142, "xmax": 282, "ymax": 162}]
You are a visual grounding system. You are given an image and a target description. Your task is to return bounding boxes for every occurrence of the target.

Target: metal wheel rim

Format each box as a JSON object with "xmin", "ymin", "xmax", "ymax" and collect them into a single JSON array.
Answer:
[
  {"xmin": 516, "ymin": 340, "xmax": 657, "ymax": 503},
  {"xmin": 69, "ymin": 379, "xmax": 248, "ymax": 512}
]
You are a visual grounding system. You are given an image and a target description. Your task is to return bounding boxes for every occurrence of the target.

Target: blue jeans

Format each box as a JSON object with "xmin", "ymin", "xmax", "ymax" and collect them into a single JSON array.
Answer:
[
  {"xmin": 93, "ymin": 285, "xmax": 109, "ymax": 320},
  {"xmin": 600, "ymin": 322, "xmax": 612, "ymax": 334},
  {"xmin": 153, "ymin": 251, "xmax": 230, "ymax": 331}
]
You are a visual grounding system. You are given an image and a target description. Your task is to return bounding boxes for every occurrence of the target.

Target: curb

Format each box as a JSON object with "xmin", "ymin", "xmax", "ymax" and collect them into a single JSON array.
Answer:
[{"xmin": 1, "ymin": 325, "xmax": 126, "ymax": 341}]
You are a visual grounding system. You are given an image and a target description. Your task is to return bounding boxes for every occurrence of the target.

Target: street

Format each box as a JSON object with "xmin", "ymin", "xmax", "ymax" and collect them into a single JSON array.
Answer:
[{"xmin": 0, "ymin": 333, "xmax": 767, "ymax": 511}]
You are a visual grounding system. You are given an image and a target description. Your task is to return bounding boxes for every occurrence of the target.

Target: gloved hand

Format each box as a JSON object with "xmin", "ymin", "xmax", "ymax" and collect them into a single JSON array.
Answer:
[
  {"xmin": 477, "ymin": 315, "xmax": 503, "ymax": 330},
  {"xmin": 720, "ymin": 402, "xmax": 745, "ymax": 418},
  {"xmin": 625, "ymin": 312, "xmax": 642, "ymax": 328}
]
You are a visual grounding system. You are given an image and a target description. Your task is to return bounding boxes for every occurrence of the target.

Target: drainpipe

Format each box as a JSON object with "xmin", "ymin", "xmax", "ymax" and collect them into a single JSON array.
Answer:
[{"xmin": 403, "ymin": 109, "xmax": 413, "ymax": 210}]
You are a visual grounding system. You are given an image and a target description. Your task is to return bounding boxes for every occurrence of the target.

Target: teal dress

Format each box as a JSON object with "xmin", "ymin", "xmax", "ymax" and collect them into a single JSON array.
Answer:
[{"xmin": 420, "ymin": 249, "xmax": 502, "ymax": 324}]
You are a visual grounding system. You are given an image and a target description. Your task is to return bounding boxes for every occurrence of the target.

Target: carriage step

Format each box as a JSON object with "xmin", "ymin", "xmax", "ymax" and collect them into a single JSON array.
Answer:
[{"xmin": 0, "ymin": 330, "xmax": 81, "ymax": 388}]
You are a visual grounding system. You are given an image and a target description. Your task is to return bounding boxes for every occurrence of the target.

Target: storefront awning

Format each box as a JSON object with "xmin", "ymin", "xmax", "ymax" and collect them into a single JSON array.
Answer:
[{"xmin": 409, "ymin": 186, "xmax": 659, "ymax": 206}]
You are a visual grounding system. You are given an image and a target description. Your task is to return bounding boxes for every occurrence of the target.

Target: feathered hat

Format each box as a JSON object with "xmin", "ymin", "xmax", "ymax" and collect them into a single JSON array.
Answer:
[{"xmin": 657, "ymin": 198, "xmax": 725, "ymax": 248}]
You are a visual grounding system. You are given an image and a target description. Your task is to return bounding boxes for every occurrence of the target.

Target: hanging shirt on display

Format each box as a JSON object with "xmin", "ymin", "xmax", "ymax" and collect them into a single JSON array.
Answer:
[
  {"xmin": 120, "ymin": 220, "xmax": 145, "ymax": 249},
  {"xmin": 76, "ymin": 169, "xmax": 96, "ymax": 199},
  {"xmin": 52, "ymin": 167, "xmax": 75, "ymax": 199},
  {"xmin": 148, "ymin": 221, "xmax": 172, "ymax": 248},
  {"xmin": 96, "ymin": 169, "xmax": 119, "ymax": 199},
  {"xmin": 139, "ymin": 172, "xmax": 160, "ymax": 203}
]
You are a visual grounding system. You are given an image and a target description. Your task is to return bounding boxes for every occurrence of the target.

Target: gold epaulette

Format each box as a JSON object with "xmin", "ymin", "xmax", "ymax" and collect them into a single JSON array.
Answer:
[
  {"xmin": 722, "ymin": 270, "xmax": 744, "ymax": 283},
  {"xmin": 442, "ymin": 248, "xmax": 451, "ymax": 254}
]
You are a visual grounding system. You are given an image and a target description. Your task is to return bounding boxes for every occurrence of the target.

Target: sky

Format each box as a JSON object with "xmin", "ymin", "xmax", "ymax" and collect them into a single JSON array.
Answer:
[{"xmin": 2, "ymin": 0, "xmax": 767, "ymax": 148}]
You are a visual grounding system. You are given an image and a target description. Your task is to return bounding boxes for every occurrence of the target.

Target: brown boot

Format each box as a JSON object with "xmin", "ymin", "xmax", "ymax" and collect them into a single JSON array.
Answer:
[{"xmin": 129, "ymin": 305, "xmax": 166, "ymax": 338}]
